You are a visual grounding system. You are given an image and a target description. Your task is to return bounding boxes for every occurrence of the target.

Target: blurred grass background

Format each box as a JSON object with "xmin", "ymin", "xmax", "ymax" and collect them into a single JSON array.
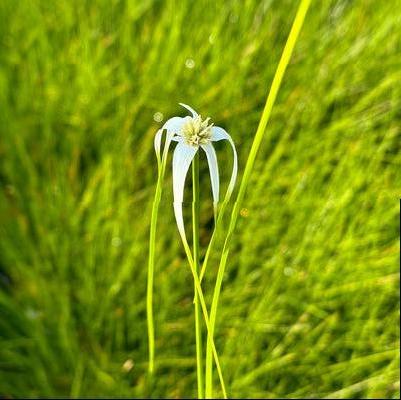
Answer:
[{"xmin": 0, "ymin": 0, "xmax": 400, "ymax": 398}]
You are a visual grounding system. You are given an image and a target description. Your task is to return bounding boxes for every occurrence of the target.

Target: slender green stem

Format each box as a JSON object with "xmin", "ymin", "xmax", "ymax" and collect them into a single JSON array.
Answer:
[
  {"xmin": 147, "ymin": 167, "xmax": 163, "ymax": 375},
  {"xmin": 205, "ymin": 0, "xmax": 312, "ymax": 397},
  {"xmin": 146, "ymin": 138, "xmax": 169, "ymax": 376},
  {"xmin": 179, "ymin": 234, "xmax": 227, "ymax": 399},
  {"xmin": 192, "ymin": 153, "xmax": 204, "ymax": 398},
  {"xmin": 199, "ymin": 197, "xmax": 230, "ymax": 283}
]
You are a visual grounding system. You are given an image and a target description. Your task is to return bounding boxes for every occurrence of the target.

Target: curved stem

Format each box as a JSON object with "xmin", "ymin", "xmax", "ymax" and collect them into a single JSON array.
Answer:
[
  {"xmin": 192, "ymin": 153, "xmax": 204, "ymax": 398},
  {"xmin": 205, "ymin": 0, "xmax": 312, "ymax": 397},
  {"xmin": 179, "ymin": 236, "xmax": 227, "ymax": 399}
]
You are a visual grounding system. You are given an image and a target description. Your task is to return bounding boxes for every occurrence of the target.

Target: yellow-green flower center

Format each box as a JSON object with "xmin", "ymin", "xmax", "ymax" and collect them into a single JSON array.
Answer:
[{"xmin": 181, "ymin": 116, "xmax": 213, "ymax": 146}]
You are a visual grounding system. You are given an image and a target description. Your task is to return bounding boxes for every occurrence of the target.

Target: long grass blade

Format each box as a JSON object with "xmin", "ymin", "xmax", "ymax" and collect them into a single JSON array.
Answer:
[{"xmin": 205, "ymin": 0, "xmax": 312, "ymax": 396}]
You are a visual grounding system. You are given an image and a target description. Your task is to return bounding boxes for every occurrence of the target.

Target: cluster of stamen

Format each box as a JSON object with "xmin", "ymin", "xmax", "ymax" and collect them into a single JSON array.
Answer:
[{"xmin": 181, "ymin": 115, "xmax": 213, "ymax": 146}]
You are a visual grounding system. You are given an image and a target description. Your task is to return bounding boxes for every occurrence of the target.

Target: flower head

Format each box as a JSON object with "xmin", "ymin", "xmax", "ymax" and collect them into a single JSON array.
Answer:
[
  {"xmin": 182, "ymin": 115, "xmax": 213, "ymax": 146},
  {"xmin": 154, "ymin": 103, "xmax": 238, "ymax": 241}
]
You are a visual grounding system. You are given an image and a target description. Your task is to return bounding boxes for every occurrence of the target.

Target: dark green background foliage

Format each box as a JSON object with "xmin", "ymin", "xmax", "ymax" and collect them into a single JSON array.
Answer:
[{"xmin": 0, "ymin": 0, "xmax": 400, "ymax": 398}]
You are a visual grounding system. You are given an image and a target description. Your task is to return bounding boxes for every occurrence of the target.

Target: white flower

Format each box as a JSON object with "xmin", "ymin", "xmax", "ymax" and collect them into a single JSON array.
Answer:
[{"xmin": 154, "ymin": 103, "xmax": 238, "ymax": 240}]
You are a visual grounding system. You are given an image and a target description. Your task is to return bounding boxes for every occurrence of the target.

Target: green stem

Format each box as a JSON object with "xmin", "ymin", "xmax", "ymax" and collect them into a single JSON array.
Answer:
[
  {"xmin": 147, "ymin": 165, "xmax": 164, "ymax": 375},
  {"xmin": 199, "ymin": 197, "xmax": 230, "ymax": 283},
  {"xmin": 192, "ymin": 153, "xmax": 204, "ymax": 398},
  {"xmin": 205, "ymin": 0, "xmax": 312, "ymax": 397},
  {"xmin": 179, "ymin": 234, "xmax": 227, "ymax": 399},
  {"xmin": 147, "ymin": 138, "xmax": 171, "ymax": 376}
]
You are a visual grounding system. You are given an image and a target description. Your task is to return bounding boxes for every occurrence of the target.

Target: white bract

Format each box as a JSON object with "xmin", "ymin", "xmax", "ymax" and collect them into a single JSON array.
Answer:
[{"xmin": 154, "ymin": 103, "xmax": 238, "ymax": 241}]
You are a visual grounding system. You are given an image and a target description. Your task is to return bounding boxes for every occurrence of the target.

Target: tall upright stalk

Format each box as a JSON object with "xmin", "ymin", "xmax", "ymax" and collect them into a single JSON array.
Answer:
[
  {"xmin": 147, "ymin": 163, "xmax": 165, "ymax": 375},
  {"xmin": 192, "ymin": 153, "xmax": 204, "ymax": 398},
  {"xmin": 204, "ymin": 0, "xmax": 312, "ymax": 396},
  {"xmin": 147, "ymin": 135, "xmax": 172, "ymax": 376}
]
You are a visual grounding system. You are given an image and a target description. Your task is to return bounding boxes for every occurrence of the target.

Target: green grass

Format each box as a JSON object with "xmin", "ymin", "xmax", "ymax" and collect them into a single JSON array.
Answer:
[{"xmin": 0, "ymin": 0, "xmax": 400, "ymax": 398}]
